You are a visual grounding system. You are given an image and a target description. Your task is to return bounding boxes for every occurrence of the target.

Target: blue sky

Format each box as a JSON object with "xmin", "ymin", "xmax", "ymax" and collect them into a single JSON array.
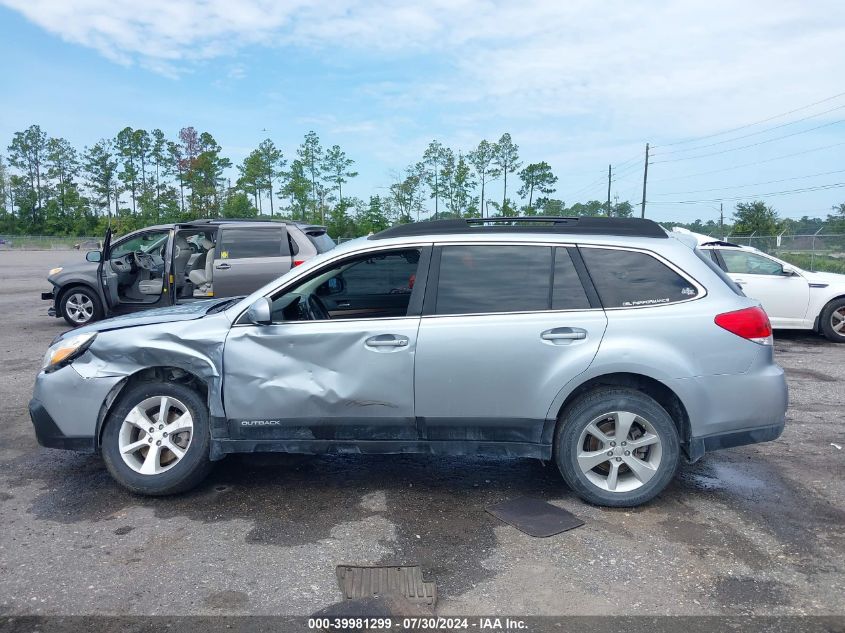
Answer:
[{"xmin": 2, "ymin": 0, "xmax": 845, "ymax": 224}]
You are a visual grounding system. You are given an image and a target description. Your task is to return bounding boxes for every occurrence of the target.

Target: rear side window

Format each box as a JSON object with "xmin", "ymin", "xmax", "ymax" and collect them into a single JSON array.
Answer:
[
  {"xmin": 435, "ymin": 245, "xmax": 551, "ymax": 315},
  {"xmin": 219, "ymin": 227, "xmax": 289, "ymax": 259},
  {"xmin": 696, "ymin": 248, "xmax": 744, "ymax": 296},
  {"xmin": 581, "ymin": 248, "xmax": 699, "ymax": 308},
  {"xmin": 307, "ymin": 232, "xmax": 336, "ymax": 253},
  {"xmin": 553, "ymin": 248, "xmax": 591, "ymax": 310}
]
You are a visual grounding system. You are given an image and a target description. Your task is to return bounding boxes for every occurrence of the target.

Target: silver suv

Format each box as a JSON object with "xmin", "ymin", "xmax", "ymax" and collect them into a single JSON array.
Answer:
[{"xmin": 29, "ymin": 217, "xmax": 787, "ymax": 506}]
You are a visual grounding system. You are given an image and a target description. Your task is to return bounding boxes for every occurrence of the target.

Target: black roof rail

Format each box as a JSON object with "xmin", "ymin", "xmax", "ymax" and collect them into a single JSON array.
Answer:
[
  {"xmin": 178, "ymin": 218, "xmax": 291, "ymax": 227},
  {"xmin": 368, "ymin": 216, "xmax": 668, "ymax": 240}
]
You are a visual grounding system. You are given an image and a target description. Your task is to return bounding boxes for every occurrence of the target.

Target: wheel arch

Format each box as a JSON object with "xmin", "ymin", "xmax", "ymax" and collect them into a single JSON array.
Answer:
[
  {"xmin": 817, "ymin": 293, "xmax": 845, "ymax": 338},
  {"xmin": 56, "ymin": 280, "xmax": 101, "ymax": 308},
  {"xmin": 547, "ymin": 372, "xmax": 691, "ymax": 450},
  {"xmin": 95, "ymin": 366, "xmax": 209, "ymax": 449}
]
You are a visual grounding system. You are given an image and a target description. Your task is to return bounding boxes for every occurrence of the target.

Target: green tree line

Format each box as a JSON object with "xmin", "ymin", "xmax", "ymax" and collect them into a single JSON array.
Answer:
[{"xmin": 1, "ymin": 124, "xmax": 843, "ymax": 241}]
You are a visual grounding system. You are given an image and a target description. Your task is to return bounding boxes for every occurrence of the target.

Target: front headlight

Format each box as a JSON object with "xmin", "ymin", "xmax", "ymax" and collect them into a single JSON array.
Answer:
[
  {"xmin": 42, "ymin": 332, "xmax": 97, "ymax": 371},
  {"xmin": 48, "ymin": 267, "xmax": 63, "ymax": 276}
]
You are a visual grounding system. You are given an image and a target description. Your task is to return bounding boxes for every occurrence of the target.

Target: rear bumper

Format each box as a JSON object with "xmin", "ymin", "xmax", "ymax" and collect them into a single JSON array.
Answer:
[
  {"xmin": 687, "ymin": 422, "xmax": 784, "ymax": 462},
  {"xmin": 673, "ymin": 346, "xmax": 788, "ymax": 462}
]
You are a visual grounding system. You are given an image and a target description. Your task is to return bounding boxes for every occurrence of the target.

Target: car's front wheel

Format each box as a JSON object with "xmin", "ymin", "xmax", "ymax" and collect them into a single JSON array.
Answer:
[
  {"xmin": 101, "ymin": 382, "xmax": 213, "ymax": 495},
  {"xmin": 59, "ymin": 286, "xmax": 102, "ymax": 327},
  {"xmin": 555, "ymin": 387, "xmax": 680, "ymax": 507},
  {"xmin": 820, "ymin": 298, "xmax": 845, "ymax": 343}
]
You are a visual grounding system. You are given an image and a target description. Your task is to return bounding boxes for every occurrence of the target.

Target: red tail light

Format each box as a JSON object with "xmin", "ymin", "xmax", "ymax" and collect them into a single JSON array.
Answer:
[
  {"xmin": 293, "ymin": 259, "xmax": 305, "ymax": 267},
  {"xmin": 714, "ymin": 306, "xmax": 772, "ymax": 345}
]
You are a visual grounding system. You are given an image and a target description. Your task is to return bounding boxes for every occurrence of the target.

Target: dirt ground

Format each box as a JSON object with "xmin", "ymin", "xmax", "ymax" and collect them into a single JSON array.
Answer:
[{"xmin": 0, "ymin": 249, "xmax": 843, "ymax": 618}]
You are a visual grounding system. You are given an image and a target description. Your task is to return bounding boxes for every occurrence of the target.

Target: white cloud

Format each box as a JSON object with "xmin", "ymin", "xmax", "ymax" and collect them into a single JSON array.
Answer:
[{"xmin": 3, "ymin": 0, "xmax": 845, "ymax": 141}]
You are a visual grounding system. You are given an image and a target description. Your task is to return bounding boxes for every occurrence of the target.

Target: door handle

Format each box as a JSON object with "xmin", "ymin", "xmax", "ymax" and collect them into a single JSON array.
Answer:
[
  {"xmin": 365, "ymin": 335, "xmax": 409, "ymax": 348},
  {"xmin": 541, "ymin": 327, "xmax": 587, "ymax": 341},
  {"xmin": 336, "ymin": 301, "xmax": 351, "ymax": 308},
  {"xmin": 215, "ymin": 263, "xmax": 231, "ymax": 270}
]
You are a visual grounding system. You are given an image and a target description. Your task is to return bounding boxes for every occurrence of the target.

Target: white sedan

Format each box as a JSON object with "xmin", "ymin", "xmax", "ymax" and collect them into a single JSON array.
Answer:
[{"xmin": 673, "ymin": 228, "xmax": 845, "ymax": 343}]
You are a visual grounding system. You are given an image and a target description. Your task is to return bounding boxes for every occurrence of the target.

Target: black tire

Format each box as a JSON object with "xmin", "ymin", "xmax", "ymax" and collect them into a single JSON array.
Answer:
[
  {"xmin": 554, "ymin": 387, "xmax": 680, "ymax": 507},
  {"xmin": 101, "ymin": 381, "xmax": 213, "ymax": 496},
  {"xmin": 819, "ymin": 298, "xmax": 845, "ymax": 343},
  {"xmin": 59, "ymin": 285, "xmax": 103, "ymax": 327}
]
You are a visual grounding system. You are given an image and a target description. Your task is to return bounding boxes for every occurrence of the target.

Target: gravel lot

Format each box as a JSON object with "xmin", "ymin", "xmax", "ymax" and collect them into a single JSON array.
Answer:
[{"xmin": 0, "ymin": 250, "xmax": 843, "ymax": 617}]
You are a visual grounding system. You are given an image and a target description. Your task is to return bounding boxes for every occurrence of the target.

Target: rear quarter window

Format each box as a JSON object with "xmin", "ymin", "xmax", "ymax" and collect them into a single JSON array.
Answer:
[
  {"xmin": 219, "ymin": 227, "xmax": 289, "ymax": 259},
  {"xmin": 581, "ymin": 247, "xmax": 700, "ymax": 308},
  {"xmin": 307, "ymin": 232, "xmax": 336, "ymax": 254}
]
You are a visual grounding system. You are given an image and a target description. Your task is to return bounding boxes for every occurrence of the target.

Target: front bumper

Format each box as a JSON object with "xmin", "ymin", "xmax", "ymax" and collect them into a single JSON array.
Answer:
[
  {"xmin": 29, "ymin": 365, "xmax": 124, "ymax": 451},
  {"xmin": 42, "ymin": 287, "xmax": 58, "ymax": 317},
  {"xmin": 29, "ymin": 398, "xmax": 94, "ymax": 451}
]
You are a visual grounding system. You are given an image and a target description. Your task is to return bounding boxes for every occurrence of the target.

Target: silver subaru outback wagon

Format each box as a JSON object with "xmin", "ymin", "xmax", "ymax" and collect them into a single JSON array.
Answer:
[{"xmin": 29, "ymin": 217, "xmax": 788, "ymax": 507}]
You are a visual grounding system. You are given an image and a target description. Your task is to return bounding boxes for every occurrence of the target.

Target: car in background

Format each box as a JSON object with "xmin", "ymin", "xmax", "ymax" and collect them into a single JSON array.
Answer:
[
  {"xmin": 43, "ymin": 220, "xmax": 333, "ymax": 327},
  {"xmin": 672, "ymin": 227, "xmax": 845, "ymax": 343},
  {"xmin": 31, "ymin": 217, "xmax": 787, "ymax": 506}
]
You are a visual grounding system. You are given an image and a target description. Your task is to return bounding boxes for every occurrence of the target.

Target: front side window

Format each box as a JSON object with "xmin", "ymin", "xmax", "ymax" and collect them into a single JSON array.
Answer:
[
  {"xmin": 718, "ymin": 250, "xmax": 785, "ymax": 276},
  {"xmin": 270, "ymin": 248, "xmax": 421, "ymax": 322},
  {"xmin": 110, "ymin": 231, "xmax": 169, "ymax": 258},
  {"xmin": 581, "ymin": 248, "xmax": 699, "ymax": 308},
  {"xmin": 435, "ymin": 245, "xmax": 552, "ymax": 315},
  {"xmin": 219, "ymin": 227, "xmax": 288, "ymax": 259}
]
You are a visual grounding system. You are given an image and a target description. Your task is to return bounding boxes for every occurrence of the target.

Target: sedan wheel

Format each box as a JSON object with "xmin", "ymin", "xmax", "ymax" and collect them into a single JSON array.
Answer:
[
  {"xmin": 119, "ymin": 396, "xmax": 194, "ymax": 475},
  {"xmin": 820, "ymin": 298, "xmax": 845, "ymax": 343},
  {"xmin": 831, "ymin": 308, "xmax": 845, "ymax": 335}
]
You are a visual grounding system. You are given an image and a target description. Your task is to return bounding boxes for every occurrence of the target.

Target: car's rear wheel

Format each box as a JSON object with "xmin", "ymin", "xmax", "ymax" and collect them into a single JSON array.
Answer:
[
  {"xmin": 820, "ymin": 298, "xmax": 845, "ymax": 343},
  {"xmin": 101, "ymin": 382, "xmax": 212, "ymax": 495},
  {"xmin": 59, "ymin": 286, "xmax": 102, "ymax": 327},
  {"xmin": 554, "ymin": 387, "xmax": 680, "ymax": 507}
]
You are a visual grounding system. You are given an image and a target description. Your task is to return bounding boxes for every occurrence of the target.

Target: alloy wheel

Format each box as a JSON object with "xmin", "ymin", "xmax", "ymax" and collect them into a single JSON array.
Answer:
[
  {"xmin": 576, "ymin": 411, "xmax": 663, "ymax": 493},
  {"xmin": 831, "ymin": 308, "xmax": 845, "ymax": 335},
  {"xmin": 65, "ymin": 292, "xmax": 94, "ymax": 324},
  {"xmin": 118, "ymin": 396, "xmax": 194, "ymax": 475}
]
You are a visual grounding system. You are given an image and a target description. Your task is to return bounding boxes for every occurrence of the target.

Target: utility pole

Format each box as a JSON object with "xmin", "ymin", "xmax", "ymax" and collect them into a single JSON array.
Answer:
[
  {"xmin": 720, "ymin": 203, "xmax": 724, "ymax": 235},
  {"xmin": 607, "ymin": 164, "xmax": 612, "ymax": 217},
  {"xmin": 640, "ymin": 143, "xmax": 649, "ymax": 218}
]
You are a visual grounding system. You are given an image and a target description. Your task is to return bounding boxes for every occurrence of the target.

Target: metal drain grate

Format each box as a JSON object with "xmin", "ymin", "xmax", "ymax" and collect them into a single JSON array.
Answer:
[{"xmin": 336, "ymin": 565, "xmax": 436, "ymax": 606}]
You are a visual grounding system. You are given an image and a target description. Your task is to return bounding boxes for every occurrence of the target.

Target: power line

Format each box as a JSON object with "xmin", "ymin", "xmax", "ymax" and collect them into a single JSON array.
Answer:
[
  {"xmin": 562, "ymin": 172, "xmax": 608, "ymax": 200},
  {"xmin": 652, "ymin": 91, "xmax": 845, "ymax": 149},
  {"xmin": 652, "ymin": 103, "xmax": 845, "ymax": 156},
  {"xmin": 650, "ymin": 169, "xmax": 845, "ymax": 196},
  {"xmin": 651, "ymin": 119, "xmax": 844, "ymax": 163},
  {"xmin": 648, "ymin": 140, "xmax": 845, "ymax": 183},
  {"xmin": 650, "ymin": 181, "xmax": 845, "ymax": 204}
]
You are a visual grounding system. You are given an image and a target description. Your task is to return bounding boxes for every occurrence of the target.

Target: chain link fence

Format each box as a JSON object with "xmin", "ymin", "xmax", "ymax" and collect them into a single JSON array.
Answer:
[
  {"xmin": 0, "ymin": 235, "xmax": 101, "ymax": 251},
  {"xmin": 725, "ymin": 233, "xmax": 845, "ymax": 273}
]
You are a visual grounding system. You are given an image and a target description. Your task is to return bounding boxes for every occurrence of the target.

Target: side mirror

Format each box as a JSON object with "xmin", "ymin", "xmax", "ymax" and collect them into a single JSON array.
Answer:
[
  {"xmin": 245, "ymin": 297, "xmax": 272, "ymax": 325},
  {"xmin": 86, "ymin": 250, "xmax": 102, "ymax": 263},
  {"xmin": 781, "ymin": 264, "xmax": 798, "ymax": 276}
]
